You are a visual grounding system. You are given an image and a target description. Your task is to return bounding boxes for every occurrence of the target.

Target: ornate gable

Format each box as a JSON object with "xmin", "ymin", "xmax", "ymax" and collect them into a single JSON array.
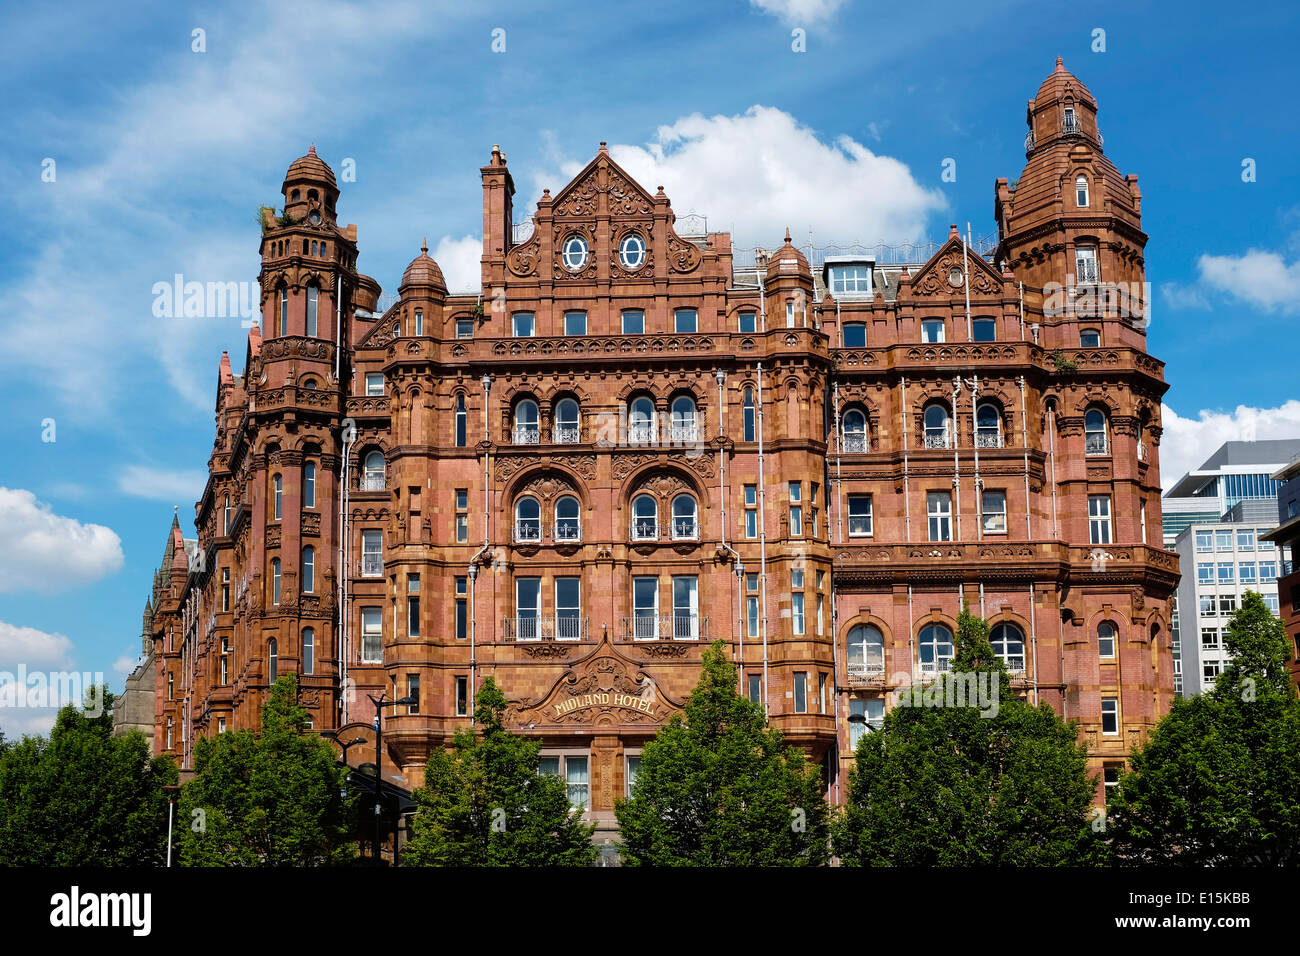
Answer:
[{"xmin": 909, "ymin": 236, "xmax": 1005, "ymax": 297}]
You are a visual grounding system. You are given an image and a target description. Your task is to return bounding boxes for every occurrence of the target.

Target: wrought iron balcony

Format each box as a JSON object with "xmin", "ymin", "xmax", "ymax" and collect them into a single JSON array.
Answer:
[
  {"xmin": 847, "ymin": 661, "xmax": 885, "ymax": 680},
  {"xmin": 1137, "ymin": 441, "xmax": 1149, "ymax": 462},
  {"xmin": 360, "ymin": 553, "xmax": 384, "ymax": 577},
  {"xmin": 1085, "ymin": 433, "xmax": 1109, "ymax": 456},
  {"xmin": 669, "ymin": 424, "xmax": 699, "ymax": 443},
  {"xmin": 552, "ymin": 425, "xmax": 581, "ymax": 444},
  {"xmin": 513, "ymin": 521, "xmax": 542, "ymax": 544},
  {"xmin": 621, "ymin": 614, "xmax": 707, "ymax": 641},
  {"xmin": 975, "ymin": 431, "xmax": 1003, "ymax": 449},
  {"xmin": 513, "ymin": 426, "xmax": 540, "ymax": 445},
  {"xmin": 923, "ymin": 432, "xmax": 951, "ymax": 450},
  {"xmin": 552, "ymin": 521, "xmax": 582, "ymax": 543},
  {"xmin": 670, "ymin": 519, "xmax": 699, "ymax": 541},
  {"xmin": 628, "ymin": 424, "xmax": 656, "ymax": 445},
  {"xmin": 841, "ymin": 433, "xmax": 869, "ymax": 453},
  {"xmin": 629, "ymin": 520, "xmax": 660, "ymax": 542},
  {"xmin": 360, "ymin": 472, "xmax": 386, "ymax": 491},
  {"xmin": 919, "ymin": 658, "xmax": 954, "ymax": 675},
  {"xmin": 505, "ymin": 615, "xmax": 588, "ymax": 642}
]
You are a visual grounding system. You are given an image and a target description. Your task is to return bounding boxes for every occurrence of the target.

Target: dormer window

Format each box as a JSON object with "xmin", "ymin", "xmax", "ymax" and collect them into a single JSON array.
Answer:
[{"xmin": 826, "ymin": 261, "xmax": 873, "ymax": 298}]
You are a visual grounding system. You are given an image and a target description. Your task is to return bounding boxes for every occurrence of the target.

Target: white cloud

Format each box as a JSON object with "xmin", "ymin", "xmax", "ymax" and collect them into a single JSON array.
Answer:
[
  {"xmin": 1197, "ymin": 249, "xmax": 1300, "ymax": 313},
  {"xmin": 1160, "ymin": 401, "xmax": 1300, "ymax": 491},
  {"xmin": 0, "ymin": 709, "xmax": 60, "ymax": 740},
  {"xmin": 1159, "ymin": 281, "xmax": 1210, "ymax": 312},
  {"xmin": 749, "ymin": 0, "xmax": 849, "ymax": 26},
  {"xmin": 432, "ymin": 235, "xmax": 483, "ymax": 295},
  {"xmin": 537, "ymin": 106, "xmax": 944, "ymax": 252},
  {"xmin": 116, "ymin": 465, "xmax": 208, "ymax": 504},
  {"xmin": 0, "ymin": 489, "xmax": 124, "ymax": 593},
  {"xmin": 0, "ymin": 622, "xmax": 75, "ymax": 670},
  {"xmin": 113, "ymin": 655, "xmax": 138, "ymax": 675}
]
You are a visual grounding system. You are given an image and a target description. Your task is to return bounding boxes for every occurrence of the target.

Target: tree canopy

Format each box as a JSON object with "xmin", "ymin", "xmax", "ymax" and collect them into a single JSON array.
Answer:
[{"xmin": 406, "ymin": 677, "xmax": 596, "ymax": 866}]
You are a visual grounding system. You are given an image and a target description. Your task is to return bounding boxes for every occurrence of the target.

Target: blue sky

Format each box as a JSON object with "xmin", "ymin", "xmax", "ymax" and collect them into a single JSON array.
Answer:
[{"xmin": 1, "ymin": 0, "xmax": 1297, "ymax": 734}]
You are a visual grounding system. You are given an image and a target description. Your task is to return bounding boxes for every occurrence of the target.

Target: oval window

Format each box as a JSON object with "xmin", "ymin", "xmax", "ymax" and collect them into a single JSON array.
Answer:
[
  {"xmin": 562, "ymin": 235, "xmax": 589, "ymax": 271},
  {"xmin": 619, "ymin": 233, "xmax": 646, "ymax": 270}
]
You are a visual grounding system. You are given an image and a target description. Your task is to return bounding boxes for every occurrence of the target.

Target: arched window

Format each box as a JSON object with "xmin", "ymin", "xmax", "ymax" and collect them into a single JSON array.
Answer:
[
  {"xmin": 271, "ymin": 558, "xmax": 282, "ymax": 605},
  {"xmin": 514, "ymin": 399, "xmax": 539, "ymax": 444},
  {"xmin": 278, "ymin": 285, "xmax": 288, "ymax": 336},
  {"xmin": 514, "ymin": 496, "xmax": 541, "ymax": 542},
  {"xmin": 362, "ymin": 451, "xmax": 385, "ymax": 490},
  {"xmin": 923, "ymin": 403, "xmax": 950, "ymax": 448},
  {"xmin": 671, "ymin": 396, "xmax": 697, "ymax": 442},
  {"xmin": 555, "ymin": 495, "xmax": 581, "ymax": 541},
  {"xmin": 306, "ymin": 284, "xmax": 318, "ymax": 337},
  {"xmin": 631, "ymin": 494, "xmax": 658, "ymax": 540},
  {"xmin": 629, "ymin": 396, "xmax": 655, "ymax": 445},
  {"xmin": 842, "ymin": 408, "xmax": 868, "ymax": 452},
  {"xmin": 1076, "ymin": 174, "xmax": 1089, "ymax": 207},
  {"xmin": 1098, "ymin": 620, "xmax": 1117, "ymax": 659},
  {"xmin": 302, "ymin": 628, "xmax": 315, "ymax": 675},
  {"xmin": 847, "ymin": 624, "xmax": 885, "ymax": 677},
  {"xmin": 267, "ymin": 638, "xmax": 278, "ymax": 683},
  {"xmin": 555, "ymin": 399, "xmax": 580, "ymax": 443},
  {"xmin": 303, "ymin": 462, "xmax": 316, "ymax": 509},
  {"xmin": 918, "ymin": 623, "xmax": 954, "ymax": 673},
  {"xmin": 1085, "ymin": 408, "xmax": 1109, "ymax": 456},
  {"xmin": 976, "ymin": 403, "xmax": 1002, "ymax": 448},
  {"xmin": 273, "ymin": 474, "xmax": 282, "ymax": 520},
  {"xmin": 302, "ymin": 546, "xmax": 315, "ymax": 593},
  {"xmin": 671, "ymin": 494, "xmax": 698, "ymax": 540},
  {"xmin": 990, "ymin": 622, "xmax": 1025, "ymax": 673},
  {"xmin": 455, "ymin": 393, "xmax": 467, "ymax": 447},
  {"xmin": 742, "ymin": 387, "xmax": 756, "ymax": 442}
]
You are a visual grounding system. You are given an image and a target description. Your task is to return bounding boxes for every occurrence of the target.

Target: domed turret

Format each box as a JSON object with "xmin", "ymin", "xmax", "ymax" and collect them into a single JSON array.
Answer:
[
  {"xmin": 400, "ymin": 239, "xmax": 448, "ymax": 294},
  {"xmin": 281, "ymin": 145, "xmax": 339, "ymax": 224}
]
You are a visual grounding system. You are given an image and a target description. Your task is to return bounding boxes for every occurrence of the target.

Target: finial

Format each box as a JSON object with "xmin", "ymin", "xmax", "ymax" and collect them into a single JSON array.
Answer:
[
  {"xmin": 599, "ymin": 141, "xmax": 608, "ymax": 151},
  {"xmin": 784, "ymin": 227, "xmax": 792, "ymax": 243},
  {"xmin": 308, "ymin": 144, "xmax": 317, "ymax": 156},
  {"xmin": 1056, "ymin": 56, "xmax": 1063, "ymax": 68},
  {"xmin": 421, "ymin": 237, "xmax": 428, "ymax": 255}
]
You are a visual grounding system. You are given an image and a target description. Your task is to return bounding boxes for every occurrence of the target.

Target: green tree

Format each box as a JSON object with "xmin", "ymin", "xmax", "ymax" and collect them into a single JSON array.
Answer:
[
  {"xmin": 615, "ymin": 640, "xmax": 830, "ymax": 866},
  {"xmin": 834, "ymin": 606, "xmax": 1103, "ymax": 866},
  {"xmin": 406, "ymin": 678, "xmax": 596, "ymax": 866},
  {"xmin": 1110, "ymin": 590, "xmax": 1300, "ymax": 865},
  {"xmin": 179, "ymin": 675, "xmax": 354, "ymax": 866},
  {"xmin": 0, "ymin": 687, "xmax": 177, "ymax": 866}
]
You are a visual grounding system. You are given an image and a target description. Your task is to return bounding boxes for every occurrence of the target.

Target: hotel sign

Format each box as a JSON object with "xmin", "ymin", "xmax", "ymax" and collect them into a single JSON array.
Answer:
[{"xmin": 553, "ymin": 691, "xmax": 658, "ymax": 719}]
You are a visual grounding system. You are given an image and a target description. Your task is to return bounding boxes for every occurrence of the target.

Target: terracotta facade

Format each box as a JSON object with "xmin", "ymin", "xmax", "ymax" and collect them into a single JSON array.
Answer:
[{"xmin": 146, "ymin": 59, "xmax": 1176, "ymax": 824}]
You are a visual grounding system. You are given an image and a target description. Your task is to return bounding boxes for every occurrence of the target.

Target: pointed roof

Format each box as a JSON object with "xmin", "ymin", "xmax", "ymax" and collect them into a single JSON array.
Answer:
[
  {"xmin": 1034, "ymin": 57, "xmax": 1096, "ymax": 108},
  {"xmin": 400, "ymin": 238, "xmax": 447, "ymax": 291},
  {"xmin": 907, "ymin": 229, "xmax": 1006, "ymax": 297},
  {"xmin": 769, "ymin": 226, "xmax": 810, "ymax": 274},
  {"xmin": 284, "ymin": 143, "xmax": 336, "ymax": 186},
  {"xmin": 548, "ymin": 143, "xmax": 656, "ymax": 215}
]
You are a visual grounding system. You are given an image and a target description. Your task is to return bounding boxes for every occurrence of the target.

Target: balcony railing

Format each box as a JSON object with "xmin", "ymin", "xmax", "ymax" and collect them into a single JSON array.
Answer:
[
  {"xmin": 630, "ymin": 520, "xmax": 660, "ymax": 541},
  {"xmin": 553, "ymin": 425, "xmax": 581, "ymax": 444},
  {"xmin": 361, "ymin": 553, "xmax": 384, "ymax": 577},
  {"xmin": 505, "ymin": 615, "xmax": 588, "ymax": 642},
  {"xmin": 669, "ymin": 424, "xmax": 699, "ymax": 443},
  {"xmin": 923, "ymin": 432, "xmax": 951, "ymax": 450},
  {"xmin": 552, "ymin": 522, "xmax": 582, "ymax": 543},
  {"xmin": 847, "ymin": 661, "xmax": 885, "ymax": 680},
  {"xmin": 513, "ymin": 521, "xmax": 542, "ymax": 543},
  {"xmin": 670, "ymin": 519, "xmax": 699, "ymax": 540},
  {"xmin": 621, "ymin": 614, "xmax": 707, "ymax": 641},
  {"xmin": 1001, "ymin": 657, "xmax": 1026, "ymax": 674},
  {"xmin": 919, "ymin": 658, "xmax": 954, "ymax": 675},
  {"xmin": 1085, "ymin": 433, "xmax": 1109, "ymax": 456},
  {"xmin": 628, "ymin": 424, "xmax": 656, "ymax": 445},
  {"xmin": 1137, "ymin": 441, "xmax": 1148, "ymax": 462},
  {"xmin": 360, "ymin": 472, "xmax": 386, "ymax": 491},
  {"xmin": 513, "ymin": 426, "xmax": 540, "ymax": 445},
  {"xmin": 975, "ymin": 431, "xmax": 1003, "ymax": 448},
  {"xmin": 841, "ymin": 433, "xmax": 869, "ymax": 453}
]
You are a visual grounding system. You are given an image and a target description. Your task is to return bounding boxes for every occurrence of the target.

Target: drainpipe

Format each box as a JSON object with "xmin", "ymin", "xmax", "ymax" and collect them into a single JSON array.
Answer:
[
  {"xmin": 334, "ymin": 271, "xmax": 343, "ymax": 381},
  {"xmin": 962, "ymin": 224, "xmax": 973, "ymax": 341},
  {"xmin": 1029, "ymin": 583, "xmax": 1040, "ymax": 706},
  {"xmin": 715, "ymin": 369, "xmax": 743, "ymax": 667},
  {"xmin": 468, "ymin": 373, "xmax": 492, "ymax": 721},
  {"xmin": 1019, "ymin": 376, "xmax": 1031, "ymax": 538},
  {"xmin": 901, "ymin": 377, "xmax": 911, "ymax": 542},
  {"xmin": 971, "ymin": 375, "xmax": 982, "ymax": 541},
  {"xmin": 1018, "ymin": 281, "xmax": 1025, "ymax": 341},
  {"xmin": 338, "ymin": 419, "xmax": 355, "ymax": 723},
  {"xmin": 1047, "ymin": 400, "xmax": 1060, "ymax": 539},
  {"xmin": 833, "ymin": 381, "xmax": 843, "ymax": 544},
  {"xmin": 952, "ymin": 376, "xmax": 963, "ymax": 541},
  {"xmin": 756, "ymin": 361, "xmax": 770, "ymax": 716}
]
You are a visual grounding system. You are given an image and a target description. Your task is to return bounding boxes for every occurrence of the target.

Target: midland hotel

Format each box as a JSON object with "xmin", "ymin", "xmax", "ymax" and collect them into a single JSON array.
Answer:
[{"xmin": 138, "ymin": 60, "xmax": 1177, "ymax": 839}]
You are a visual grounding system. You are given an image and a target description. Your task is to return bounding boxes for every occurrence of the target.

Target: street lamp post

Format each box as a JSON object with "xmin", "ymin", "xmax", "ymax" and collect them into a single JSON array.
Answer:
[{"xmin": 367, "ymin": 692, "xmax": 416, "ymax": 866}]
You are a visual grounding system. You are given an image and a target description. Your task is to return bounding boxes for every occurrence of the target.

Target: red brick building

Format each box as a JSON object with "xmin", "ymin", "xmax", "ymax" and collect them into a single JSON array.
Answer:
[{"xmin": 146, "ymin": 59, "xmax": 1176, "ymax": 833}]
